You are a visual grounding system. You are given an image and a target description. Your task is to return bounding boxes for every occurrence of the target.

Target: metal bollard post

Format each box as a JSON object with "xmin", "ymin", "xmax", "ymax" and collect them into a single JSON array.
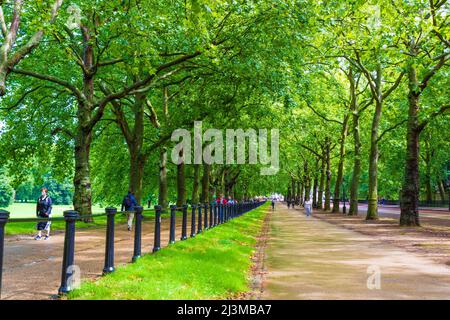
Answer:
[
  {"xmin": 209, "ymin": 202, "xmax": 214, "ymax": 227},
  {"xmin": 204, "ymin": 203, "xmax": 209, "ymax": 230},
  {"xmin": 0, "ymin": 210, "xmax": 9, "ymax": 299},
  {"xmin": 190, "ymin": 204, "xmax": 197, "ymax": 237},
  {"xmin": 103, "ymin": 207, "xmax": 117, "ymax": 275},
  {"xmin": 218, "ymin": 203, "xmax": 222, "ymax": 224},
  {"xmin": 153, "ymin": 205, "xmax": 162, "ymax": 253},
  {"xmin": 197, "ymin": 204, "xmax": 203, "ymax": 233},
  {"xmin": 181, "ymin": 205, "xmax": 188, "ymax": 240},
  {"xmin": 169, "ymin": 205, "xmax": 176, "ymax": 244},
  {"xmin": 132, "ymin": 206, "xmax": 143, "ymax": 262},
  {"xmin": 58, "ymin": 210, "xmax": 79, "ymax": 295}
]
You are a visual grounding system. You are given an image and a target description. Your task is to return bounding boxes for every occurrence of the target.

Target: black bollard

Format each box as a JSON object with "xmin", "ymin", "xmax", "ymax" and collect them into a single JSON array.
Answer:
[
  {"xmin": 153, "ymin": 205, "xmax": 161, "ymax": 252},
  {"xmin": 209, "ymin": 202, "xmax": 214, "ymax": 227},
  {"xmin": 181, "ymin": 205, "xmax": 188, "ymax": 240},
  {"xmin": 103, "ymin": 207, "xmax": 116, "ymax": 275},
  {"xmin": 132, "ymin": 206, "xmax": 143, "ymax": 262},
  {"xmin": 58, "ymin": 210, "xmax": 79, "ymax": 295},
  {"xmin": 169, "ymin": 205, "xmax": 176, "ymax": 244},
  {"xmin": 0, "ymin": 210, "xmax": 9, "ymax": 299},
  {"xmin": 190, "ymin": 204, "xmax": 197, "ymax": 237},
  {"xmin": 204, "ymin": 203, "xmax": 209, "ymax": 230},
  {"xmin": 197, "ymin": 204, "xmax": 202, "ymax": 233}
]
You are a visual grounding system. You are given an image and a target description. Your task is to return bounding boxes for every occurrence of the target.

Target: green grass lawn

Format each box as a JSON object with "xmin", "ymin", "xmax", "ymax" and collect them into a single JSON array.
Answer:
[
  {"xmin": 69, "ymin": 202, "xmax": 269, "ymax": 300},
  {"xmin": 3, "ymin": 202, "xmax": 106, "ymax": 218},
  {"xmin": 2, "ymin": 202, "xmax": 155, "ymax": 236}
]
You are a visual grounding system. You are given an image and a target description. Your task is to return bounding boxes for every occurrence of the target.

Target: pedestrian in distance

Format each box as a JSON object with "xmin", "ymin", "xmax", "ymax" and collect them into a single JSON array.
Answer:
[
  {"xmin": 304, "ymin": 197, "xmax": 312, "ymax": 217},
  {"xmin": 121, "ymin": 190, "xmax": 138, "ymax": 231},
  {"xmin": 35, "ymin": 187, "xmax": 52, "ymax": 240},
  {"xmin": 271, "ymin": 199, "xmax": 275, "ymax": 211}
]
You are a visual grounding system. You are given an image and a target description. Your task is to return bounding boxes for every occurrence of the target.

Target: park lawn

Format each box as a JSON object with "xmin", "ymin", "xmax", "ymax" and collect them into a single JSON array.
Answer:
[
  {"xmin": 2, "ymin": 202, "xmax": 156, "ymax": 236},
  {"xmin": 69, "ymin": 202, "xmax": 269, "ymax": 300},
  {"xmin": 3, "ymin": 202, "xmax": 105, "ymax": 218}
]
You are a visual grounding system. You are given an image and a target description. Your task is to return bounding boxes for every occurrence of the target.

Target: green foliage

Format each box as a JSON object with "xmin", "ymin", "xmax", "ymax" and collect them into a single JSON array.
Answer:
[
  {"xmin": 0, "ymin": 169, "xmax": 14, "ymax": 208},
  {"xmin": 0, "ymin": 0, "xmax": 448, "ymax": 218}
]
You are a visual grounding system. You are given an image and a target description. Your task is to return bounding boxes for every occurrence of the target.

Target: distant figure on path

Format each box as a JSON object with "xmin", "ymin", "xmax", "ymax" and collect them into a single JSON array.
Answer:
[
  {"xmin": 121, "ymin": 190, "xmax": 138, "ymax": 231},
  {"xmin": 271, "ymin": 199, "xmax": 275, "ymax": 210},
  {"xmin": 287, "ymin": 200, "xmax": 290, "ymax": 209},
  {"xmin": 35, "ymin": 188, "xmax": 52, "ymax": 240},
  {"xmin": 304, "ymin": 198, "xmax": 312, "ymax": 217}
]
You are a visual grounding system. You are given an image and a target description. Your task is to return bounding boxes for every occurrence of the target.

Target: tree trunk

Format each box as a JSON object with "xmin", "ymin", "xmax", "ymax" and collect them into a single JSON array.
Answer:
[
  {"xmin": 158, "ymin": 147, "xmax": 168, "ymax": 211},
  {"xmin": 176, "ymin": 149, "xmax": 186, "ymax": 207},
  {"xmin": 332, "ymin": 116, "xmax": 349, "ymax": 213},
  {"xmin": 312, "ymin": 172, "xmax": 318, "ymax": 208},
  {"xmin": 324, "ymin": 138, "xmax": 331, "ymax": 211},
  {"xmin": 291, "ymin": 178, "xmax": 296, "ymax": 205},
  {"xmin": 366, "ymin": 99, "xmax": 382, "ymax": 220},
  {"xmin": 73, "ymin": 28, "xmax": 95, "ymax": 220},
  {"xmin": 317, "ymin": 157, "xmax": 325, "ymax": 209},
  {"xmin": 201, "ymin": 164, "xmax": 210, "ymax": 203},
  {"xmin": 127, "ymin": 96, "xmax": 145, "ymax": 204},
  {"xmin": 348, "ymin": 68, "xmax": 361, "ymax": 216},
  {"xmin": 400, "ymin": 66, "xmax": 421, "ymax": 226},
  {"xmin": 129, "ymin": 147, "xmax": 145, "ymax": 205},
  {"xmin": 73, "ymin": 125, "xmax": 93, "ymax": 218},
  {"xmin": 349, "ymin": 114, "xmax": 361, "ymax": 215},
  {"xmin": 423, "ymin": 140, "xmax": 433, "ymax": 203},
  {"xmin": 303, "ymin": 161, "xmax": 310, "ymax": 203},
  {"xmin": 298, "ymin": 180, "xmax": 302, "ymax": 205},
  {"xmin": 191, "ymin": 164, "xmax": 200, "ymax": 204}
]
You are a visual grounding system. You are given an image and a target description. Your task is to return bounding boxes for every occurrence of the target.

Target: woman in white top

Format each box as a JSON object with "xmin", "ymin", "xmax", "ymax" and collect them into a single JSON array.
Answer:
[{"xmin": 304, "ymin": 198, "xmax": 312, "ymax": 217}]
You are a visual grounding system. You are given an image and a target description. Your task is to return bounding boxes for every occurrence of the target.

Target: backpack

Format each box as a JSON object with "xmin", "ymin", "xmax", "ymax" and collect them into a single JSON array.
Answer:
[{"xmin": 124, "ymin": 195, "xmax": 132, "ymax": 209}]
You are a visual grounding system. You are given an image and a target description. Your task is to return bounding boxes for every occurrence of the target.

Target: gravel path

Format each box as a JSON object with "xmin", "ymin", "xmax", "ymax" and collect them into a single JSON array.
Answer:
[{"xmin": 260, "ymin": 204, "xmax": 450, "ymax": 299}]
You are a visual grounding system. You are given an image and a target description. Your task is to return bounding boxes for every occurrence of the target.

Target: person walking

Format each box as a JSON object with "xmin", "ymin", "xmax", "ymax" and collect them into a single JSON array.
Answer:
[
  {"xmin": 121, "ymin": 190, "xmax": 138, "ymax": 231},
  {"xmin": 35, "ymin": 188, "xmax": 52, "ymax": 240},
  {"xmin": 304, "ymin": 197, "xmax": 312, "ymax": 217},
  {"xmin": 271, "ymin": 199, "xmax": 275, "ymax": 211}
]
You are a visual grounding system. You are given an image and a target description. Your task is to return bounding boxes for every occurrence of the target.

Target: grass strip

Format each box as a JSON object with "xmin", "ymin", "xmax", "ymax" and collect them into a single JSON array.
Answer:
[{"xmin": 69, "ymin": 203, "xmax": 269, "ymax": 300}]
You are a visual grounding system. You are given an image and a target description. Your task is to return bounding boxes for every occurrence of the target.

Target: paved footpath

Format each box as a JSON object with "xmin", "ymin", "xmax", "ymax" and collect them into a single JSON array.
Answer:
[{"xmin": 261, "ymin": 205, "xmax": 450, "ymax": 299}]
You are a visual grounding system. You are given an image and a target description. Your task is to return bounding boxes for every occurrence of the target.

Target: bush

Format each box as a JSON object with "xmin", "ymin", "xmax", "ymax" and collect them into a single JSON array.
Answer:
[{"xmin": 0, "ymin": 176, "xmax": 14, "ymax": 208}]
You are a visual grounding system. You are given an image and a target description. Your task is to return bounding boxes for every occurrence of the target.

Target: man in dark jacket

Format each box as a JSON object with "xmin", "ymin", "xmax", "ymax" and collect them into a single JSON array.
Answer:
[
  {"xmin": 121, "ymin": 191, "xmax": 138, "ymax": 231},
  {"xmin": 35, "ymin": 188, "xmax": 52, "ymax": 240}
]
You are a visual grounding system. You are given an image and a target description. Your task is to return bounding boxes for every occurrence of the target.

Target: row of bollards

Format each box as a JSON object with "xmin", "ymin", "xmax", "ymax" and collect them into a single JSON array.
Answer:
[{"xmin": 0, "ymin": 201, "xmax": 264, "ymax": 298}]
